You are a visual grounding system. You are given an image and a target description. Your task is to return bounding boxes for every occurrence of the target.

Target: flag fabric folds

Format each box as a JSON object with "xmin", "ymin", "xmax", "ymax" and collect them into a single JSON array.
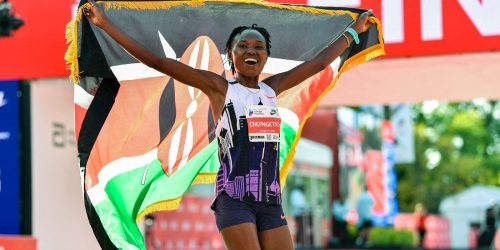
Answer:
[{"xmin": 66, "ymin": 0, "xmax": 385, "ymax": 249}]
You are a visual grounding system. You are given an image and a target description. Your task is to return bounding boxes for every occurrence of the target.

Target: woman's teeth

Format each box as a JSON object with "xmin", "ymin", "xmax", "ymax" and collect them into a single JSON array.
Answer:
[{"xmin": 244, "ymin": 58, "xmax": 258, "ymax": 64}]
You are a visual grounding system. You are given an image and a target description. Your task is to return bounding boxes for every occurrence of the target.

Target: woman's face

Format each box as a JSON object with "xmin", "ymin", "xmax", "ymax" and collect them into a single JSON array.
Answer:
[{"xmin": 230, "ymin": 29, "xmax": 268, "ymax": 78}]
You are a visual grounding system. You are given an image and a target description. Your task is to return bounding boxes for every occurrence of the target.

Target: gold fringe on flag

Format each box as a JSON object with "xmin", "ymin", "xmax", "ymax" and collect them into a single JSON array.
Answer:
[
  {"xmin": 191, "ymin": 173, "xmax": 217, "ymax": 185},
  {"xmin": 64, "ymin": 6, "xmax": 85, "ymax": 83},
  {"xmin": 136, "ymin": 197, "xmax": 182, "ymax": 222},
  {"xmin": 103, "ymin": 0, "xmax": 205, "ymax": 11}
]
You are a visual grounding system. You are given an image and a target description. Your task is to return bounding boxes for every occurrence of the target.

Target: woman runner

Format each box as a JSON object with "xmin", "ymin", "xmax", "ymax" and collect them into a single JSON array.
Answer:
[{"xmin": 84, "ymin": 1, "xmax": 373, "ymax": 249}]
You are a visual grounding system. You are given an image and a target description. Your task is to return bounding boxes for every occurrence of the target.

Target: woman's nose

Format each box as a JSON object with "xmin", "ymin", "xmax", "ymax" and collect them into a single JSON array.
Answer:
[{"xmin": 246, "ymin": 48, "xmax": 257, "ymax": 54}]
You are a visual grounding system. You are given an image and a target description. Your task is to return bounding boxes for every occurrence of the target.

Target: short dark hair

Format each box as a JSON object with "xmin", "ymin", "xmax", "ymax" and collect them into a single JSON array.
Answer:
[{"xmin": 225, "ymin": 24, "xmax": 271, "ymax": 74}]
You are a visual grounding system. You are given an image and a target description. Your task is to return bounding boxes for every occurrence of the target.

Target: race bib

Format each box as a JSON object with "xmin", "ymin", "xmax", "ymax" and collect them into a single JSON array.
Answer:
[{"xmin": 244, "ymin": 105, "xmax": 281, "ymax": 142}]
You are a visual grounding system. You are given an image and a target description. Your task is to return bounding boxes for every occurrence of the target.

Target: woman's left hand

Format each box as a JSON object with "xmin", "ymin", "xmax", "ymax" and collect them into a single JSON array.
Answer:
[
  {"xmin": 83, "ymin": 0, "xmax": 107, "ymax": 28},
  {"xmin": 352, "ymin": 10, "xmax": 374, "ymax": 34}
]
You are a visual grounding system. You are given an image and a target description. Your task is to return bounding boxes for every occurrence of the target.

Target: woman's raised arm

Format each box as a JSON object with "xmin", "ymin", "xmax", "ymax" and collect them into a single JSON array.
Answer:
[
  {"xmin": 83, "ymin": 0, "xmax": 227, "ymax": 97},
  {"xmin": 264, "ymin": 10, "xmax": 373, "ymax": 96}
]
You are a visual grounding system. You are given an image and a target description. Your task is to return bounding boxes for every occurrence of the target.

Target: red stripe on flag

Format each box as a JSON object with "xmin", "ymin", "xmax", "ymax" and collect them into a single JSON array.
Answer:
[{"xmin": 85, "ymin": 76, "xmax": 168, "ymax": 189}]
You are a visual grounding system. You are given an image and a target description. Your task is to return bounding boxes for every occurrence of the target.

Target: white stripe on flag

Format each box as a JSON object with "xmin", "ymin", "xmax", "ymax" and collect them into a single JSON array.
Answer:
[
  {"xmin": 87, "ymin": 185, "xmax": 108, "ymax": 204},
  {"xmin": 111, "ymin": 63, "xmax": 165, "ymax": 81},
  {"xmin": 331, "ymin": 56, "xmax": 341, "ymax": 72},
  {"xmin": 98, "ymin": 148, "xmax": 158, "ymax": 188},
  {"xmin": 278, "ymin": 108, "xmax": 299, "ymax": 132},
  {"xmin": 74, "ymin": 84, "xmax": 94, "ymax": 109},
  {"xmin": 112, "ymin": 56, "xmax": 303, "ymax": 81},
  {"xmin": 110, "ymin": 56, "xmax": 340, "ymax": 82}
]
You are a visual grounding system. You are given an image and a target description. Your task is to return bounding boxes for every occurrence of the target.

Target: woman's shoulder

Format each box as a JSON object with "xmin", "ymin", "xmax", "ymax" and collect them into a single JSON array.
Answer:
[{"xmin": 258, "ymin": 81, "xmax": 277, "ymax": 97}]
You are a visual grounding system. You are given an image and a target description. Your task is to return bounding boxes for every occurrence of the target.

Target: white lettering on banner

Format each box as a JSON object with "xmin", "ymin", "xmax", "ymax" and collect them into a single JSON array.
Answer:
[
  {"xmin": 308, "ymin": 0, "xmax": 360, "ymax": 7},
  {"xmin": 318, "ymin": 0, "xmax": 500, "ymax": 44},
  {"xmin": 0, "ymin": 131, "xmax": 10, "ymax": 140},
  {"xmin": 421, "ymin": 0, "xmax": 443, "ymax": 41},
  {"xmin": 0, "ymin": 91, "xmax": 7, "ymax": 107},
  {"xmin": 382, "ymin": 0, "xmax": 404, "ymax": 43},
  {"xmin": 458, "ymin": 0, "xmax": 500, "ymax": 36}
]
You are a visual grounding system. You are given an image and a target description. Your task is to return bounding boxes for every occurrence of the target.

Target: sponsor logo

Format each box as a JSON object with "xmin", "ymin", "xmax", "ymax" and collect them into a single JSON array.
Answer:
[{"xmin": 265, "ymin": 94, "xmax": 276, "ymax": 100}]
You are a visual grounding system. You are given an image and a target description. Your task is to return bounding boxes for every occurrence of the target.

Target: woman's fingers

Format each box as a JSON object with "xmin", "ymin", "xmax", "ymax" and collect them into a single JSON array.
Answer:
[
  {"xmin": 83, "ymin": 4, "xmax": 91, "ymax": 16},
  {"xmin": 352, "ymin": 10, "xmax": 374, "ymax": 33},
  {"xmin": 85, "ymin": 0, "xmax": 97, "ymax": 15},
  {"xmin": 358, "ymin": 9, "xmax": 372, "ymax": 23},
  {"xmin": 361, "ymin": 11, "xmax": 370, "ymax": 21},
  {"xmin": 84, "ymin": 0, "xmax": 99, "ymax": 17}
]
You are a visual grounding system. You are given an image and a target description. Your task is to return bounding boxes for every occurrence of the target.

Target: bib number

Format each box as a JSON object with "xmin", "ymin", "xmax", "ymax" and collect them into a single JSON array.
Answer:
[{"xmin": 245, "ymin": 105, "xmax": 281, "ymax": 142}]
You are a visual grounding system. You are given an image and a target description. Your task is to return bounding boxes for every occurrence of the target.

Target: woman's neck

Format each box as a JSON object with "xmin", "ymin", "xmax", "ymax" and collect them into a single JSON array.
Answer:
[{"xmin": 234, "ymin": 74, "xmax": 259, "ymax": 89}]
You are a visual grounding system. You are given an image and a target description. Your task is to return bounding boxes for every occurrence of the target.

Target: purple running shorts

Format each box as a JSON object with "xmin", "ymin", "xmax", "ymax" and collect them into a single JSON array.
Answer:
[{"xmin": 212, "ymin": 192, "xmax": 288, "ymax": 232}]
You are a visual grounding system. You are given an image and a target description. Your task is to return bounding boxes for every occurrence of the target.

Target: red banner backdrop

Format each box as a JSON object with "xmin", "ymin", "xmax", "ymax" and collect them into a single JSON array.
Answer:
[
  {"xmin": 0, "ymin": 0, "xmax": 76, "ymax": 80},
  {"xmin": 1, "ymin": 0, "xmax": 499, "ymax": 79},
  {"xmin": 269, "ymin": 0, "xmax": 500, "ymax": 57},
  {"xmin": 0, "ymin": 236, "xmax": 37, "ymax": 250}
]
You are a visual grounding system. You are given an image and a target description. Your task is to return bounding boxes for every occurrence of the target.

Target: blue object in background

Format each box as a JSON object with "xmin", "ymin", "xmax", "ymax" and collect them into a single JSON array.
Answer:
[
  {"xmin": 0, "ymin": 80, "xmax": 20, "ymax": 234},
  {"xmin": 372, "ymin": 134, "xmax": 399, "ymax": 227}
]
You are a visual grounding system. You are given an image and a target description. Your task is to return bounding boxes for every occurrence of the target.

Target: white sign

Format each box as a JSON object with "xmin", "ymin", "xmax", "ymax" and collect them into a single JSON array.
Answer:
[{"xmin": 30, "ymin": 78, "xmax": 100, "ymax": 250}]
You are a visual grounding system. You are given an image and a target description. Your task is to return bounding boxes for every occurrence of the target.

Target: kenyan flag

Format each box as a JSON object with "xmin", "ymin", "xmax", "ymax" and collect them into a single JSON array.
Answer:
[{"xmin": 66, "ymin": 0, "xmax": 385, "ymax": 249}]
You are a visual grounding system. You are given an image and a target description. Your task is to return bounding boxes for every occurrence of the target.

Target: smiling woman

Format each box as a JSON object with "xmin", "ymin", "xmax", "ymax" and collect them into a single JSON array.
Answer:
[{"xmin": 77, "ymin": 0, "xmax": 380, "ymax": 249}]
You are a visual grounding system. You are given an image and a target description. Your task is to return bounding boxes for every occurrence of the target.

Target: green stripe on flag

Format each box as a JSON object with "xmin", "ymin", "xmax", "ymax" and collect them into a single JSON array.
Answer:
[
  {"xmin": 93, "ymin": 194, "xmax": 144, "ymax": 249},
  {"xmin": 92, "ymin": 141, "xmax": 219, "ymax": 249},
  {"xmin": 279, "ymin": 123, "xmax": 297, "ymax": 172},
  {"xmin": 278, "ymin": 107, "xmax": 300, "ymax": 188}
]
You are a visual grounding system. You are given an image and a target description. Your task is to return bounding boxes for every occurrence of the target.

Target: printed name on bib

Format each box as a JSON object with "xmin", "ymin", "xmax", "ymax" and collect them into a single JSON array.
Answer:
[{"xmin": 245, "ymin": 105, "xmax": 281, "ymax": 142}]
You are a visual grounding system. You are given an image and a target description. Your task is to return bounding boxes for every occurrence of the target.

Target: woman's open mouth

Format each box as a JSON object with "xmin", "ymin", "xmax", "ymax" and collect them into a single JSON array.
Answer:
[{"xmin": 244, "ymin": 58, "xmax": 258, "ymax": 65}]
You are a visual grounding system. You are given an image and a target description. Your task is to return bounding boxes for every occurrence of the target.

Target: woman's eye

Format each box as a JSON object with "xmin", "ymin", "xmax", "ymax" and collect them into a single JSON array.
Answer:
[{"xmin": 238, "ymin": 44, "xmax": 248, "ymax": 49}]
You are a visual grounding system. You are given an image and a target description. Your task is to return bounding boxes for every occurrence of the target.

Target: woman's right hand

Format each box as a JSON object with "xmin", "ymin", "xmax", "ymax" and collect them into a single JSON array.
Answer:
[{"xmin": 83, "ymin": 0, "xmax": 107, "ymax": 27}]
